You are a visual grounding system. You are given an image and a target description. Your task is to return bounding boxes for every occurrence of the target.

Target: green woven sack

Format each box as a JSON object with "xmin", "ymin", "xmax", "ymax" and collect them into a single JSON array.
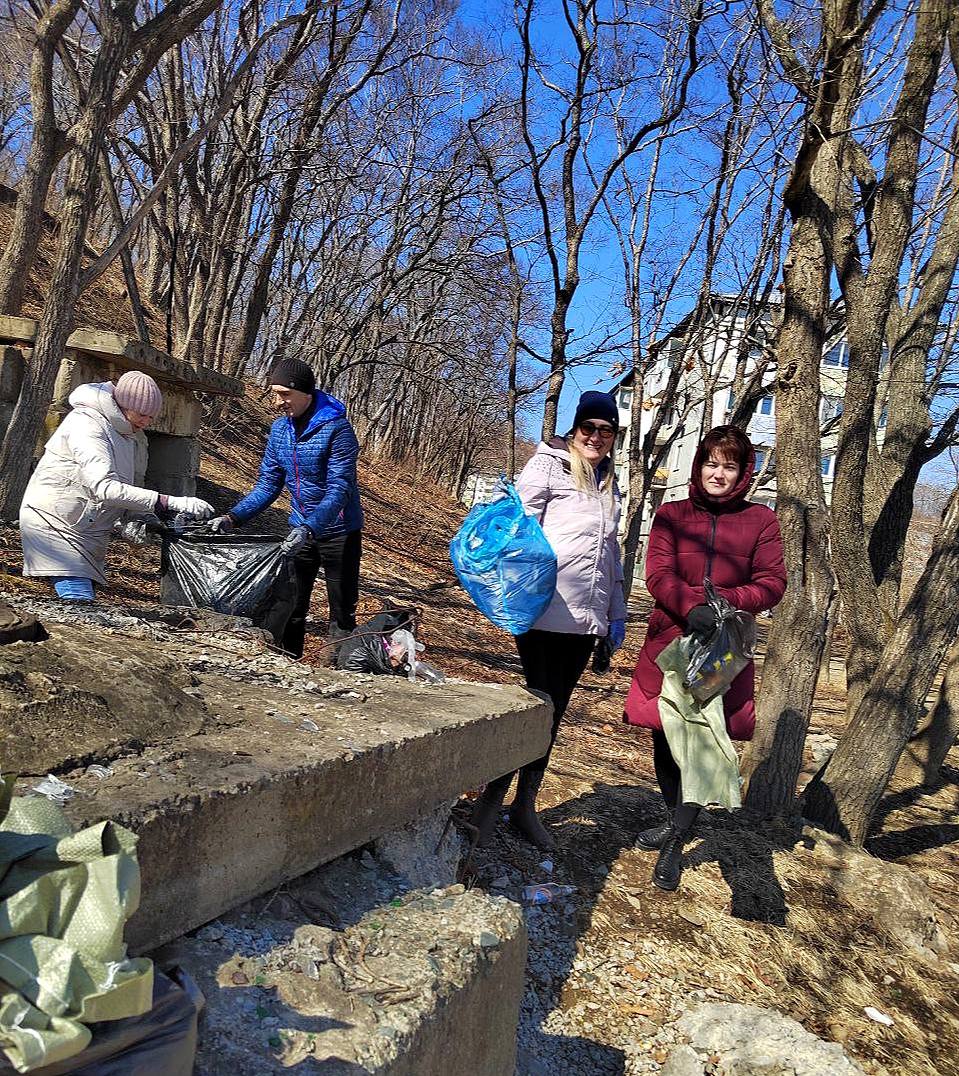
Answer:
[{"xmin": 0, "ymin": 782, "xmax": 152, "ymax": 1072}]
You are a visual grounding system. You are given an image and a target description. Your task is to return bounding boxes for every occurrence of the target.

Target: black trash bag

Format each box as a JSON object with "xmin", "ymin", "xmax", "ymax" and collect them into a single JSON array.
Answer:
[
  {"xmin": 0, "ymin": 968, "xmax": 203, "ymax": 1076},
  {"xmin": 336, "ymin": 609, "xmax": 417, "ymax": 674},
  {"xmin": 159, "ymin": 529, "xmax": 298, "ymax": 642},
  {"xmin": 682, "ymin": 579, "xmax": 757, "ymax": 703}
]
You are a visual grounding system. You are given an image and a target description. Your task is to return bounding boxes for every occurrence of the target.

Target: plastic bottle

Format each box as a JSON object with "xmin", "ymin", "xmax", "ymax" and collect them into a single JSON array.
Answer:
[
  {"xmin": 522, "ymin": 883, "xmax": 575, "ymax": 906},
  {"xmin": 412, "ymin": 659, "xmax": 446, "ymax": 684}
]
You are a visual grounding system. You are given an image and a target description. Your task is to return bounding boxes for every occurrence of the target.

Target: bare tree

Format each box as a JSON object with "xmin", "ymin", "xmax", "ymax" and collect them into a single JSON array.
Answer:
[
  {"xmin": 513, "ymin": 0, "xmax": 706, "ymax": 441},
  {"xmin": 742, "ymin": 0, "xmax": 959, "ymax": 837},
  {"xmin": 0, "ymin": 0, "xmax": 225, "ymax": 314}
]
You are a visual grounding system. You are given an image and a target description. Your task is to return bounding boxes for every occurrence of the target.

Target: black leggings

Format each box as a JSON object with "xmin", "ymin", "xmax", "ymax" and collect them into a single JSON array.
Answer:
[
  {"xmin": 487, "ymin": 629, "xmax": 595, "ymax": 793},
  {"xmin": 652, "ymin": 729, "xmax": 700, "ymax": 833}
]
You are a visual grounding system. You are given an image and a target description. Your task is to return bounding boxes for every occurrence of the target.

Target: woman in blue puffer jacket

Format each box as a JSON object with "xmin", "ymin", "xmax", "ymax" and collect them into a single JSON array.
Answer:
[{"xmin": 210, "ymin": 358, "xmax": 363, "ymax": 658}]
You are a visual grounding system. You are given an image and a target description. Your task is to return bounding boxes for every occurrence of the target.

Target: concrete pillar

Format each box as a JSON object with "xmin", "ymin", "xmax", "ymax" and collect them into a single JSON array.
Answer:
[
  {"xmin": 0, "ymin": 346, "xmax": 24, "ymax": 438},
  {"xmin": 144, "ymin": 432, "xmax": 199, "ymax": 496}
]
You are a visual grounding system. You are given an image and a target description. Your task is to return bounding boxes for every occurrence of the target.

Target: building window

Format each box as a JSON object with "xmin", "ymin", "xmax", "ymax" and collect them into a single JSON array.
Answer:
[
  {"xmin": 754, "ymin": 449, "xmax": 767, "ymax": 471},
  {"xmin": 726, "ymin": 388, "xmax": 736, "ymax": 413},
  {"xmin": 878, "ymin": 406, "xmax": 888, "ymax": 429},
  {"xmin": 821, "ymin": 455, "xmax": 834, "ymax": 477},
  {"xmin": 823, "ymin": 343, "xmax": 848, "ymax": 368},
  {"xmin": 759, "ymin": 396, "xmax": 773, "ymax": 416},
  {"xmin": 820, "ymin": 395, "xmax": 844, "ymax": 423},
  {"xmin": 666, "ymin": 340, "xmax": 683, "ymax": 369},
  {"xmin": 615, "ymin": 429, "xmax": 626, "ymax": 454},
  {"xmin": 620, "ymin": 386, "xmax": 633, "ymax": 409}
]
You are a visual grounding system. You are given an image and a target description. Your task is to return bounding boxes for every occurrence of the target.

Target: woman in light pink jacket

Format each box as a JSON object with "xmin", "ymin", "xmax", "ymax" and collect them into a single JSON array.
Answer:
[{"xmin": 471, "ymin": 391, "xmax": 627, "ymax": 849}]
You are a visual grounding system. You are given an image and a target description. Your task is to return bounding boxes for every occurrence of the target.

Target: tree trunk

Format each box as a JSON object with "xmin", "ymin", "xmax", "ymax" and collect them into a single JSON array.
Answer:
[
  {"xmin": 803, "ymin": 489, "xmax": 959, "ymax": 842},
  {"xmin": 621, "ymin": 300, "xmax": 648, "ymax": 595},
  {"xmin": 0, "ymin": 0, "xmax": 80, "ymax": 313},
  {"xmin": 828, "ymin": 0, "xmax": 952, "ymax": 723},
  {"xmin": 741, "ymin": 189, "xmax": 835, "ymax": 815},
  {"xmin": 0, "ymin": 3, "xmax": 134, "ymax": 518},
  {"xmin": 895, "ymin": 638, "xmax": 959, "ymax": 787},
  {"xmin": 621, "ymin": 381, "xmax": 646, "ymax": 596},
  {"xmin": 506, "ymin": 277, "xmax": 521, "ymax": 478},
  {"xmin": 98, "ymin": 151, "xmax": 151, "ymax": 344},
  {"xmin": 541, "ymin": 296, "xmax": 571, "ymax": 441}
]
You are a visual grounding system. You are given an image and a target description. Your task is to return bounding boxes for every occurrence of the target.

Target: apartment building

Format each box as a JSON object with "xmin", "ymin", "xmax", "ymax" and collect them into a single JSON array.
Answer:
[{"xmin": 613, "ymin": 294, "xmax": 860, "ymax": 547}]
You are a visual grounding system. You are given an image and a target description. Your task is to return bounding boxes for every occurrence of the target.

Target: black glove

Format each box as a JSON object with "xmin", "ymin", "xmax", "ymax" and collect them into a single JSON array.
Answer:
[
  {"xmin": 686, "ymin": 603, "xmax": 718, "ymax": 643},
  {"xmin": 592, "ymin": 636, "xmax": 613, "ymax": 675}
]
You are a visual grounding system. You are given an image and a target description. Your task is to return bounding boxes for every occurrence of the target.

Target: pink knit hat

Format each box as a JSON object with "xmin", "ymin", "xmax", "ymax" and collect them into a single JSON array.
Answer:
[{"xmin": 114, "ymin": 371, "xmax": 162, "ymax": 417}]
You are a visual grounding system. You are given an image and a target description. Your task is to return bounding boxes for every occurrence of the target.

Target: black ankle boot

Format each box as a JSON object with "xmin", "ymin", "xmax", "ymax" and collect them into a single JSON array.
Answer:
[
  {"xmin": 508, "ymin": 768, "xmax": 557, "ymax": 851},
  {"xmin": 469, "ymin": 776, "xmax": 512, "ymax": 847},
  {"xmin": 635, "ymin": 820, "xmax": 672, "ymax": 851},
  {"xmin": 652, "ymin": 827, "xmax": 686, "ymax": 891}
]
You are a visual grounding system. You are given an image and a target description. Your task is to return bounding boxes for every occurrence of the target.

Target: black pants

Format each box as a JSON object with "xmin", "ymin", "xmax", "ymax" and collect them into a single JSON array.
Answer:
[
  {"xmin": 652, "ymin": 729, "xmax": 700, "ymax": 832},
  {"xmin": 487, "ymin": 629, "xmax": 595, "ymax": 795},
  {"xmin": 282, "ymin": 529, "xmax": 362, "ymax": 658}
]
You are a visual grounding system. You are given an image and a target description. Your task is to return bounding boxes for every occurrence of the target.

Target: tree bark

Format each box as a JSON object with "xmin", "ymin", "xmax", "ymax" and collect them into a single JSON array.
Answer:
[
  {"xmin": 741, "ymin": 191, "xmax": 836, "ymax": 815},
  {"xmin": 829, "ymin": 0, "xmax": 952, "ymax": 722},
  {"xmin": 0, "ymin": 0, "xmax": 80, "ymax": 313},
  {"xmin": 895, "ymin": 638, "xmax": 959, "ymax": 787},
  {"xmin": 804, "ymin": 490, "xmax": 959, "ymax": 842},
  {"xmin": 541, "ymin": 296, "xmax": 571, "ymax": 441}
]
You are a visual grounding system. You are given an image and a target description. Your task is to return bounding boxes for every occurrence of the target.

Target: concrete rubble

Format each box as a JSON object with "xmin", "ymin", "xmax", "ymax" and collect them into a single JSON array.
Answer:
[
  {"xmin": 155, "ymin": 833, "xmax": 527, "ymax": 1075},
  {"xmin": 668, "ymin": 1001, "xmax": 865, "ymax": 1075},
  {"xmin": 0, "ymin": 593, "xmax": 553, "ymax": 1074}
]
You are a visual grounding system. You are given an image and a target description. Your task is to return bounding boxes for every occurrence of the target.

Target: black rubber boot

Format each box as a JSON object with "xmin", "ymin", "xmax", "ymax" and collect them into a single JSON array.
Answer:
[
  {"xmin": 508, "ymin": 768, "xmax": 557, "ymax": 851},
  {"xmin": 470, "ymin": 774, "xmax": 512, "ymax": 847},
  {"xmin": 652, "ymin": 827, "xmax": 686, "ymax": 891},
  {"xmin": 635, "ymin": 820, "xmax": 672, "ymax": 851}
]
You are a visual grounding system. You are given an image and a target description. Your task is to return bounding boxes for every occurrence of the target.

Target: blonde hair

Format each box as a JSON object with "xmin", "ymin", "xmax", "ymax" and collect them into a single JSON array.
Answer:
[{"xmin": 566, "ymin": 436, "xmax": 616, "ymax": 497}]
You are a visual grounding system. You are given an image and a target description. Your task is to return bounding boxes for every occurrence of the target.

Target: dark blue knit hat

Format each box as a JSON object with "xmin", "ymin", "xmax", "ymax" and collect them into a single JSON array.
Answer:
[{"xmin": 573, "ymin": 390, "xmax": 619, "ymax": 431}]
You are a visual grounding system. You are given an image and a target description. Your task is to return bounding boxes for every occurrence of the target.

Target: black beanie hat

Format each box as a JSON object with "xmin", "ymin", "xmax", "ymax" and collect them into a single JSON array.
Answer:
[
  {"xmin": 270, "ymin": 358, "xmax": 316, "ymax": 395},
  {"xmin": 573, "ymin": 390, "xmax": 619, "ymax": 431}
]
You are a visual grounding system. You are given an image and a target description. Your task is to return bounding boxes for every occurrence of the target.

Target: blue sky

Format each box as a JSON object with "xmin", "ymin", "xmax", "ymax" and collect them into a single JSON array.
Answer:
[{"xmin": 453, "ymin": 0, "xmax": 956, "ymax": 489}]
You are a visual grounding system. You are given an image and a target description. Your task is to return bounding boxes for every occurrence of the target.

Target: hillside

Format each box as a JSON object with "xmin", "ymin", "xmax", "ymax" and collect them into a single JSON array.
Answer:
[{"xmin": 0, "ymin": 184, "xmax": 168, "ymax": 342}]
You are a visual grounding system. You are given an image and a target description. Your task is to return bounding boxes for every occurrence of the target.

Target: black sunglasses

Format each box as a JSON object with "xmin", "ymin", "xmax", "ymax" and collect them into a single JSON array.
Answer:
[{"xmin": 579, "ymin": 421, "xmax": 616, "ymax": 439}]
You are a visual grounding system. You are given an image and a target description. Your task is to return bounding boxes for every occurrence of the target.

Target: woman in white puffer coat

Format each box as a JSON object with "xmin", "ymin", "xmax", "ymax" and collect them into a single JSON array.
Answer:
[{"xmin": 19, "ymin": 371, "xmax": 214, "ymax": 600}]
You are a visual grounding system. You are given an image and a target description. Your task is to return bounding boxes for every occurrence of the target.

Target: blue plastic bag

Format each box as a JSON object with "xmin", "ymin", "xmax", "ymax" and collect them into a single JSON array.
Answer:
[{"xmin": 450, "ymin": 483, "xmax": 557, "ymax": 635}]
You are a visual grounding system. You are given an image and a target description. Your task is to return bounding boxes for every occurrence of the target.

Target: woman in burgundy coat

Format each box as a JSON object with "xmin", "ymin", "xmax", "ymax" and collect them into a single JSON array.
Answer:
[{"xmin": 624, "ymin": 425, "xmax": 786, "ymax": 890}]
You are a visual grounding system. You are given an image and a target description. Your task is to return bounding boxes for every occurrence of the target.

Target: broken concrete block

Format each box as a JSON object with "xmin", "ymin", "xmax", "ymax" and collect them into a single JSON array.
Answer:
[
  {"xmin": 675, "ymin": 1002, "xmax": 864, "ymax": 1075},
  {"xmin": 158, "ymin": 855, "xmax": 526, "ymax": 1074},
  {"xmin": 800, "ymin": 824, "xmax": 949, "ymax": 959}
]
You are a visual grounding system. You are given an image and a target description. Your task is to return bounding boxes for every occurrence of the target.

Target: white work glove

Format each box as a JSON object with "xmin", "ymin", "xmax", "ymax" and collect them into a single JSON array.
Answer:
[
  {"xmin": 166, "ymin": 496, "xmax": 215, "ymax": 520},
  {"xmin": 208, "ymin": 514, "xmax": 235, "ymax": 534},
  {"xmin": 280, "ymin": 525, "xmax": 312, "ymax": 556},
  {"xmin": 120, "ymin": 519, "xmax": 149, "ymax": 545}
]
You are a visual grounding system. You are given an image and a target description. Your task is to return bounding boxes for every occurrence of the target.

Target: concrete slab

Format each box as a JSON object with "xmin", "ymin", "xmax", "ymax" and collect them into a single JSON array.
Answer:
[
  {"xmin": 0, "ymin": 596, "xmax": 550, "ymax": 954},
  {"xmin": 0, "ymin": 316, "xmax": 243, "ymax": 396},
  {"xmin": 156, "ymin": 847, "xmax": 526, "ymax": 1075}
]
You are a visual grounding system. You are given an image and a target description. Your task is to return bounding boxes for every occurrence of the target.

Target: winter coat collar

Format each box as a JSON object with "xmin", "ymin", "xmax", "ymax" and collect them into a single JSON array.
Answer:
[
  {"xmin": 290, "ymin": 390, "xmax": 347, "ymax": 440},
  {"xmin": 68, "ymin": 382, "xmax": 134, "ymax": 437}
]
